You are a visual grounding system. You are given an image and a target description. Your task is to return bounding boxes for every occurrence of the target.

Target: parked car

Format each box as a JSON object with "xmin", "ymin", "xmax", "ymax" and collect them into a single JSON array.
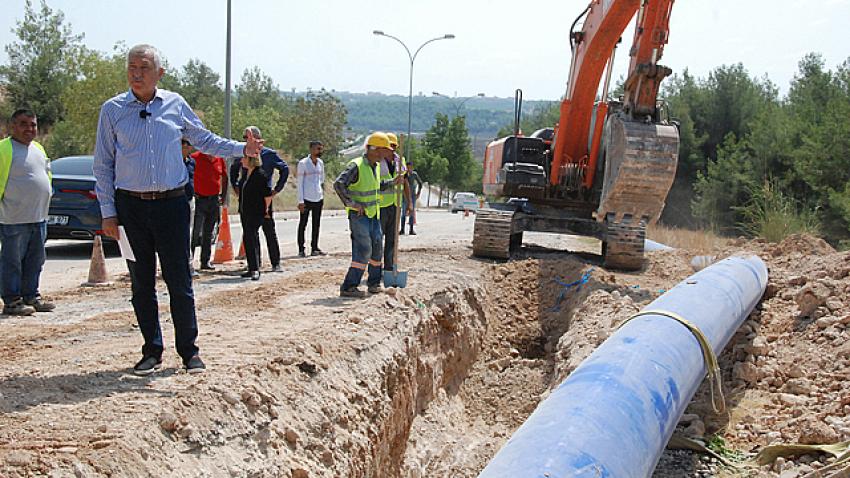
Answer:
[
  {"xmin": 450, "ymin": 192, "xmax": 480, "ymax": 213},
  {"xmin": 47, "ymin": 155, "xmax": 107, "ymax": 241}
]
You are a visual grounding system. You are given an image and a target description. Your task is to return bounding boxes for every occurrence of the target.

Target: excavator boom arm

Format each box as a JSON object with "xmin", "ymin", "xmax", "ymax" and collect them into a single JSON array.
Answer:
[{"xmin": 550, "ymin": 0, "xmax": 675, "ymax": 186}]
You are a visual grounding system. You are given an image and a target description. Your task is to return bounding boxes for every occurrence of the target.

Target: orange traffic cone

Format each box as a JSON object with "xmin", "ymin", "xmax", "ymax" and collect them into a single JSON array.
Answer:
[
  {"xmin": 82, "ymin": 235, "xmax": 112, "ymax": 287},
  {"xmin": 212, "ymin": 206, "xmax": 234, "ymax": 264}
]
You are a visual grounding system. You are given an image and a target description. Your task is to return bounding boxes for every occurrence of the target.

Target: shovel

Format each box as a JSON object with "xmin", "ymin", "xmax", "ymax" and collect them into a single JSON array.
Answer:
[{"xmin": 383, "ymin": 155, "xmax": 408, "ymax": 288}]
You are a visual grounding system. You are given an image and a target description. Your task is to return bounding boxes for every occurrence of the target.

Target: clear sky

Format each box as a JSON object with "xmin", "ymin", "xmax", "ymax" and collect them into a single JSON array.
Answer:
[{"xmin": 1, "ymin": 0, "xmax": 848, "ymax": 100}]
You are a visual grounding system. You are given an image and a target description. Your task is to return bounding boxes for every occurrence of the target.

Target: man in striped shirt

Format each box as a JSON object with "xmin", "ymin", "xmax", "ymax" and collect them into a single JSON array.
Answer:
[{"xmin": 93, "ymin": 44, "xmax": 263, "ymax": 376}]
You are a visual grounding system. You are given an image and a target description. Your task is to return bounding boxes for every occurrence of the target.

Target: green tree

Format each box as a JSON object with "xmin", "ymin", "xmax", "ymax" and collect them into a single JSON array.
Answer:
[
  {"xmin": 0, "ymin": 0, "xmax": 85, "ymax": 129},
  {"xmin": 424, "ymin": 113, "xmax": 477, "ymax": 191},
  {"xmin": 236, "ymin": 66, "xmax": 283, "ymax": 110},
  {"xmin": 173, "ymin": 59, "xmax": 223, "ymax": 114},
  {"xmin": 281, "ymin": 90, "xmax": 346, "ymax": 158},
  {"xmin": 408, "ymin": 138, "xmax": 448, "ymax": 186},
  {"xmin": 46, "ymin": 48, "xmax": 126, "ymax": 156}
]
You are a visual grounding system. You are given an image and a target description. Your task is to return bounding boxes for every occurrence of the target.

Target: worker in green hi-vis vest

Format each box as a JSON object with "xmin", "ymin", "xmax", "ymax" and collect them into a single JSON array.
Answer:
[
  {"xmin": 0, "ymin": 109, "xmax": 55, "ymax": 316},
  {"xmin": 333, "ymin": 132, "xmax": 403, "ymax": 298}
]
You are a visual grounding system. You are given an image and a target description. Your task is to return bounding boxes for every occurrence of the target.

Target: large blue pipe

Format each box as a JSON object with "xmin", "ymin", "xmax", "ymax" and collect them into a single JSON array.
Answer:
[{"xmin": 479, "ymin": 255, "xmax": 768, "ymax": 478}]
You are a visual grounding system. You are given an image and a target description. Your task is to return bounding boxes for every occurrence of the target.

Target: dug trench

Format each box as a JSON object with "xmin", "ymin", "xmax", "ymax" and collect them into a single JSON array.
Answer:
[
  {"xmin": 4, "ymin": 236, "xmax": 849, "ymax": 477},
  {"xmin": 0, "ymin": 242, "xmax": 693, "ymax": 477}
]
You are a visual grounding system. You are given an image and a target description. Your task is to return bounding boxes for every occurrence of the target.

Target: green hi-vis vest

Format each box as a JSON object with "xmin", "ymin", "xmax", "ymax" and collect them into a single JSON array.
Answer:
[
  {"xmin": 345, "ymin": 156, "xmax": 380, "ymax": 219},
  {"xmin": 0, "ymin": 137, "xmax": 51, "ymax": 200},
  {"xmin": 379, "ymin": 155, "xmax": 406, "ymax": 208}
]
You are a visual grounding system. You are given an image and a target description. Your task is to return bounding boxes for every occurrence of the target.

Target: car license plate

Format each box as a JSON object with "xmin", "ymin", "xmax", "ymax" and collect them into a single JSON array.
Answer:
[{"xmin": 47, "ymin": 215, "xmax": 68, "ymax": 225}]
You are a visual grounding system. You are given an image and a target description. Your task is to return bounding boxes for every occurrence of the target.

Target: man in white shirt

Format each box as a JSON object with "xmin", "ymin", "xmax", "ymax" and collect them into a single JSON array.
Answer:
[{"xmin": 296, "ymin": 140, "xmax": 326, "ymax": 257}]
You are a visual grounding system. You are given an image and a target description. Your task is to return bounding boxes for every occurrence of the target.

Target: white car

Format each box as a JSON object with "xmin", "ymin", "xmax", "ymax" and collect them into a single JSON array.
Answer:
[{"xmin": 451, "ymin": 192, "xmax": 479, "ymax": 213}]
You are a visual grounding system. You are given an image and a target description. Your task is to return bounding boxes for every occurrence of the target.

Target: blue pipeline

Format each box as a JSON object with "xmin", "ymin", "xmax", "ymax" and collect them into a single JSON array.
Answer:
[{"xmin": 478, "ymin": 255, "xmax": 768, "ymax": 478}]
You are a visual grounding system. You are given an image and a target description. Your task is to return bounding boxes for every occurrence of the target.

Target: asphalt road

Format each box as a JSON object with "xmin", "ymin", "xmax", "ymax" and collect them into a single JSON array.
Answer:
[{"xmin": 41, "ymin": 208, "xmax": 479, "ymax": 293}]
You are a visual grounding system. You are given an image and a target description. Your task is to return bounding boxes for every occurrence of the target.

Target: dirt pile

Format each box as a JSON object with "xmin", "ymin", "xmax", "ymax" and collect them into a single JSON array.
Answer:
[{"xmin": 683, "ymin": 234, "xmax": 850, "ymax": 477}]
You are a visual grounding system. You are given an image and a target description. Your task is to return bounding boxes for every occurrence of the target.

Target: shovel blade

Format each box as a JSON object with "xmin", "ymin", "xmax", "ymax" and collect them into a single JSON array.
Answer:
[{"xmin": 383, "ymin": 270, "xmax": 408, "ymax": 288}]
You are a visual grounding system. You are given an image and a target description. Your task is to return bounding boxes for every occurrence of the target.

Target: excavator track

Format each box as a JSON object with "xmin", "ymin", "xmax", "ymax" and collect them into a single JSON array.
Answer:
[
  {"xmin": 602, "ymin": 214, "xmax": 646, "ymax": 271},
  {"xmin": 472, "ymin": 209, "xmax": 516, "ymax": 259}
]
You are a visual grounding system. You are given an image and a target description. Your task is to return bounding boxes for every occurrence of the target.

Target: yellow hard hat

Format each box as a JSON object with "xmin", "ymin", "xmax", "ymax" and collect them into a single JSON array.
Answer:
[
  {"xmin": 386, "ymin": 132, "xmax": 399, "ymax": 147},
  {"xmin": 366, "ymin": 131, "xmax": 391, "ymax": 149}
]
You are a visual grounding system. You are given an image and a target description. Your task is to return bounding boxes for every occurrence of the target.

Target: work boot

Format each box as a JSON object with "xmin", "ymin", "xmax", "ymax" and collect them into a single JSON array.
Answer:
[
  {"xmin": 298, "ymin": 249, "xmax": 307, "ymax": 258},
  {"xmin": 340, "ymin": 287, "xmax": 366, "ymax": 298},
  {"xmin": 3, "ymin": 298, "xmax": 35, "ymax": 316},
  {"xmin": 24, "ymin": 296, "xmax": 55, "ymax": 312},
  {"xmin": 367, "ymin": 284, "xmax": 383, "ymax": 294}
]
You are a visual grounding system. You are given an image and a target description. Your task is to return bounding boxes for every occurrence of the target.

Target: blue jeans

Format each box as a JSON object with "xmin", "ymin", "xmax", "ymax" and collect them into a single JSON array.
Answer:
[
  {"xmin": 116, "ymin": 191, "xmax": 198, "ymax": 362},
  {"xmin": 341, "ymin": 212, "xmax": 383, "ymax": 291},
  {"xmin": 0, "ymin": 222, "xmax": 47, "ymax": 304},
  {"xmin": 400, "ymin": 197, "xmax": 416, "ymax": 231}
]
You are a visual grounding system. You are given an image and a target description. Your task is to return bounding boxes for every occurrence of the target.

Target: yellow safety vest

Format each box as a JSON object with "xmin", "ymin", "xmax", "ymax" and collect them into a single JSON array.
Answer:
[
  {"xmin": 345, "ymin": 156, "xmax": 380, "ymax": 219},
  {"xmin": 0, "ymin": 137, "xmax": 50, "ymax": 200},
  {"xmin": 379, "ymin": 155, "xmax": 406, "ymax": 208}
]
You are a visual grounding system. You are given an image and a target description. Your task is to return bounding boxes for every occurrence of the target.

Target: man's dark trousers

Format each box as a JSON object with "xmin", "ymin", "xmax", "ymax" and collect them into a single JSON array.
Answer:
[
  {"xmin": 116, "ymin": 191, "xmax": 198, "ymax": 362},
  {"xmin": 260, "ymin": 202, "xmax": 280, "ymax": 267},
  {"xmin": 379, "ymin": 205, "xmax": 397, "ymax": 271},
  {"xmin": 192, "ymin": 195, "xmax": 220, "ymax": 266},
  {"xmin": 297, "ymin": 199, "xmax": 323, "ymax": 252}
]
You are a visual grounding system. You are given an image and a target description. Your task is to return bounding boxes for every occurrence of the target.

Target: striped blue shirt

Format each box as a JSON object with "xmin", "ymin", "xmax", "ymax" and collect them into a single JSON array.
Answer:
[{"xmin": 93, "ymin": 88, "xmax": 245, "ymax": 218}]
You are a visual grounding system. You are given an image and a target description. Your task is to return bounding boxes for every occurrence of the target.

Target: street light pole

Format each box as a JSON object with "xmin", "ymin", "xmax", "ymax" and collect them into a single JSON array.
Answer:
[
  {"xmin": 224, "ymin": 0, "xmax": 232, "ymax": 140},
  {"xmin": 433, "ymin": 91, "xmax": 485, "ymax": 118},
  {"xmin": 373, "ymin": 31, "xmax": 455, "ymax": 163}
]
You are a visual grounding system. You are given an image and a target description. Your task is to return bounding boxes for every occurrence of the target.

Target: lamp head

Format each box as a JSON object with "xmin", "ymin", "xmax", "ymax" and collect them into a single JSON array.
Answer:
[
  {"xmin": 373, "ymin": 30, "xmax": 384, "ymax": 36},
  {"xmin": 444, "ymin": 34, "xmax": 455, "ymax": 39}
]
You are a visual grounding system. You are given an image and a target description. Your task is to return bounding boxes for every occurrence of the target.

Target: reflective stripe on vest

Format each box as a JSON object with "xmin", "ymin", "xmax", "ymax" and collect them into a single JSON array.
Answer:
[
  {"xmin": 345, "ymin": 156, "xmax": 380, "ymax": 219},
  {"xmin": 378, "ymin": 155, "xmax": 406, "ymax": 208},
  {"xmin": 0, "ymin": 137, "xmax": 50, "ymax": 200}
]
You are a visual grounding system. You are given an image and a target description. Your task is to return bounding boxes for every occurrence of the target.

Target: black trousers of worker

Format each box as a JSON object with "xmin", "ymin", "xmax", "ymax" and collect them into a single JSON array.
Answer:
[
  {"xmin": 379, "ymin": 205, "xmax": 397, "ymax": 271},
  {"xmin": 116, "ymin": 191, "xmax": 198, "ymax": 364},
  {"xmin": 297, "ymin": 199, "xmax": 323, "ymax": 252}
]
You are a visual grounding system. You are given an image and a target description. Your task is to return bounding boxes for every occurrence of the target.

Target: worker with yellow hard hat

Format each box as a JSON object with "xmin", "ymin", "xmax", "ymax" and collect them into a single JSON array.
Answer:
[
  {"xmin": 333, "ymin": 132, "xmax": 402, "ymax": 298},
  {"xmin": 378, "ymin": 132, "xmax": 412, "ymax": 276}
]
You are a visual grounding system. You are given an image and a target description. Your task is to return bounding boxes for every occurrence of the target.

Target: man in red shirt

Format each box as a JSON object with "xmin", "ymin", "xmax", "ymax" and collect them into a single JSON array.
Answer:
[{"xmin": 190, "ymin": 151, "xmax": 228, "ymax": 270}]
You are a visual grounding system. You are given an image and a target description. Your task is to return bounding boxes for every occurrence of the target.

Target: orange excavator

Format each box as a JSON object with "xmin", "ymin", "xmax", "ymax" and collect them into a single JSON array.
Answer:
[{"xmin": 474, "ymin": 0, "xmax": 678, "ymax": 270}]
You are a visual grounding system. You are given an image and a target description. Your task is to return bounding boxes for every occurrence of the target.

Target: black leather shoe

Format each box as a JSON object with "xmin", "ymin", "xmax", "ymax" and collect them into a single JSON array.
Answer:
[
  {"xmin": 240, "ymin": 271, "xmax": 253, "ymax": 278},
  {"xmin": 298, "ymin": 250, "xmax": 306, "ymax": 258},
  {"xmin": 199, "ymin": 262, "xmax": 215, "ymax": 271},
  {"xmin": 311, "ymin": 249, "xmax": 327, "ymax": 256}
]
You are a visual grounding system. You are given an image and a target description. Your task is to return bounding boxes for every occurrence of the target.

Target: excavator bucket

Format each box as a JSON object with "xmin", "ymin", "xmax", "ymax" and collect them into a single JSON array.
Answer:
[
  {"xmin": 598, "ymin": 116, "xmax": 678, "ymax": 270},
  {"xmin": 598, "ymin": 116, "xmax": 679, "ymax": 225}
]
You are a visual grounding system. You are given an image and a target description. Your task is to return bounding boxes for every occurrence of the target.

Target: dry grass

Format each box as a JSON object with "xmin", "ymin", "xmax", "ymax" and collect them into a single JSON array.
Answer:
[{"xmin": 647, "ymin": 224, "xmax": 728, "ymax": 253}]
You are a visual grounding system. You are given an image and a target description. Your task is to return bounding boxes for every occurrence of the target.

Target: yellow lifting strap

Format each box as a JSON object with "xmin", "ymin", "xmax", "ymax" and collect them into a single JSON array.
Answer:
[{"xmin": 619, "ymin": 309, "xmax": 726, "ymax": 414}]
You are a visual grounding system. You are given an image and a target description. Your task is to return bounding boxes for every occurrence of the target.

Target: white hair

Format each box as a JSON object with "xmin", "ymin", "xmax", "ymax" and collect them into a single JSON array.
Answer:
[
  {"xmin": 127, "ymin": 44, "xmax": 162, "ymax": 70},
  {"xmin": 244, "ymin": 125, "xmax": 262, "ymax": 139}
]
